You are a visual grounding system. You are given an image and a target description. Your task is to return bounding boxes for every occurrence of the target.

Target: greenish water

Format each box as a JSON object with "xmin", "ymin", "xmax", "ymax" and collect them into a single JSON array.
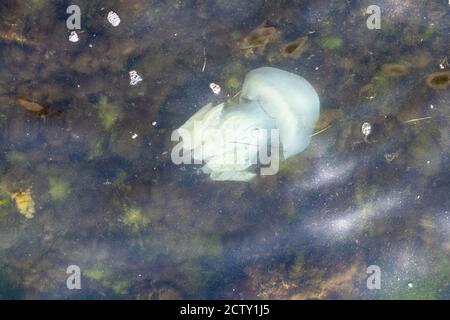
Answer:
[{"xmin": 0, "ymin": 0, "xmax": 449, "ymax": 299}]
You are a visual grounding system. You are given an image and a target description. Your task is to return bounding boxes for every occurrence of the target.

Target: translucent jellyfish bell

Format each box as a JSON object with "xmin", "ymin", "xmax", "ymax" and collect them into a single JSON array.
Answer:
[
  {"xmin": 174, "ymin": 67, "xmax": 320, "ymax": 181},
  {"xmin": 241, "ymin": 67, "xmax": 320, "ymax": 158}
]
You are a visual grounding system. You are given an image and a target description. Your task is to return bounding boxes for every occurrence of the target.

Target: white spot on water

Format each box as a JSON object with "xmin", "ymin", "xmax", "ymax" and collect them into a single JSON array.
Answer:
[
  {"xmin": 107, "ymin": 11, "xmax": 121, "ymax": 27},
  {"xmin": 69, "ymin": 31, "xmax": 79, "ymax": 43},
  {"xmin": 129, "ymin": 70, "xmax": 143, "ymax": 86},
  {"xmin": 209, "ymin": 82, "xmax": 221, "ymax": 95}
]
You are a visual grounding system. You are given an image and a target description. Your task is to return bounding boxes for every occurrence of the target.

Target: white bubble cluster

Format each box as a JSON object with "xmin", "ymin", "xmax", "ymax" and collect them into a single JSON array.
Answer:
[
  {"xmin": 361, "ymin": 122, "xmax": 372, "ymax": 137},
  {"xmin": 107, "ymin": 11, "xmax": 121, "ymax": 27},
  {"xmin": 129, "ymin": 70, "xmax": 143, "ymax": 86},
  {"xmin": 68, "ymin": 31, "xmax": 79, "ymax": 43},
  {"xmin": 209, "ymin": 82, "xmax": 221, "ymax": 95}
]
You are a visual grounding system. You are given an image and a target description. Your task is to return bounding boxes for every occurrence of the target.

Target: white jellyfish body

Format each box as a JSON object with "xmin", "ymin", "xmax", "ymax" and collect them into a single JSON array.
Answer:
[
  {"xmin": 241, "ymin": 67, "xmax": 320, "ymax": 158},
  {"xmin": 174, "ymin": 67, "xmax": 320, "ymax": 181}
]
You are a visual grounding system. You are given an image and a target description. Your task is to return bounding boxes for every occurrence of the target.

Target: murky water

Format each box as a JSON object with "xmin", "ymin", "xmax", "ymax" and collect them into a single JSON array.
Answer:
[{"xmin": 0, "ymin": 0, "xmax": 449, "ymax": 299}]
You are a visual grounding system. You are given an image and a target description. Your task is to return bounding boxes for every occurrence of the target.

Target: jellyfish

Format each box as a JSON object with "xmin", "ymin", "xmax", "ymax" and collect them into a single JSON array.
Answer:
[{"xmin": 173, "ymin": 67, "xmax": 320, "ymax": 181}]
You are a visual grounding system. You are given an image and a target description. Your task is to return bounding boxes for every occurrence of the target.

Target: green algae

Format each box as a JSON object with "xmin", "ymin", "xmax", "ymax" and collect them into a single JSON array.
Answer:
[
  {"xmin": 288, "ymin": 255, "xmax": 305, "ymax": 280},
  {"xmin": 111, "ymin": 278, "xmax": 133, "ymax": 295},
  {"xmin": 87, "ymin": 138, "xmax": 106, "ymax": 160},
  {"xmin": 385, "ymin": 254, "xmax": 450, "ymax": 299},
  {"xmin": 84, "ymin": 267, "xmax": 133, "ymax": 296},
  {"xmin": 48, "ymin": 177, "xmax": 71, "ymax": 201},
  {"xmin": 121, "ymin": 207, "xmax": 151, "ymax": 231},
  {"xmin": 316, "ymin": 36, "xmax": 343, "ymax": 50},
  {"xmin": 95, "ymin": 95, "xmax": 121, "ymax": 131},
  {"xmin": 225, "ymin": 76, "xmax": 241, "ymax": 90},
  {"xmin": 84, "ymin": 268, "xmax": 107, "ymax": 282},
  {"xmin": 0, "ymin": 196, "xmax": 11, "ymax": 221},
  {"xmin": 6, "ymin": 151, "xmax": 27, "ymax": 164}
]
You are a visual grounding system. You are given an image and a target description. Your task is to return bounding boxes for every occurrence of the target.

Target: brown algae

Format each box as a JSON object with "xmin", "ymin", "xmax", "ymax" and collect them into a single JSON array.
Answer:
[
  {"xmin": 426, "ymin": 71, "xmax": 450, "ymax": 89},
  {"xmin": 281, "ymin": 36, "xmax": 309, "ymax": 59},
  {"xmin": 381, "ymin": 64, "xmax": 410, "ymax": 77}
]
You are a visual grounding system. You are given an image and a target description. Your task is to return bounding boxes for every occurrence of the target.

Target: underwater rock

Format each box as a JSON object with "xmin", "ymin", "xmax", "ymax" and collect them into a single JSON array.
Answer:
[
  {"xmin": 10, "ymin": 189, "xmax": 35, "ymax": 219},
  {"xmin": 174, "ymin": 67, "xmax": 320, "ymax": 181},
  {"xmin": 426, "ymin": 71, "xmax": 450, "ymax": 90}
]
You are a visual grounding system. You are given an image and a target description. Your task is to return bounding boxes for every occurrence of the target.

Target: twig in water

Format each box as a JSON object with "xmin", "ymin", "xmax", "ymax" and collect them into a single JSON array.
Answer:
[
  {"xmin": 311, "ymin": 125, "xmax": 332, "ymax": 137},
  {"xmin": 201, "ymin": 47, "xmax": 206, "ymax": 72},
  {"xmin": 402, "ymin": 116, "xmax": 432, "ymax": 124}
]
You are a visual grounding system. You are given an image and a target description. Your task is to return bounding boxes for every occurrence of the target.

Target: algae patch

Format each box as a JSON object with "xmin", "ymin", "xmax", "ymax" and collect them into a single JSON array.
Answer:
[
  {"xmin": 316, "ymin": 36, "xmax": 343, "ymax": 50},
  {"xmin": 48, "ymin": 177, "xmax": 71, "ymax": 201},
  {"xmin": 121, "ymin": 207, "xmax": 151, "ymax": 231},
  {"xmin": 95, "ymin": 95, "xmax": 121, "ymax": 130},
  {"xmin": 10, "ymin": 189, "xmax": 35, "ymax": 219}
]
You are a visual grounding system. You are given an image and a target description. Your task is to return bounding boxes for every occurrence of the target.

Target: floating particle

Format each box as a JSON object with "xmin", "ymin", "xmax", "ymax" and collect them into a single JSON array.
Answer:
[
  {"xmin": 107, "ymin": 11, "xmax": 121, "ymax": 27},
  {"xmin": 131, "ymin": 133, "xmax": 138, "ymax": 139},
  {"xmin": 209, "ymin": 82, "xmax": 221, "ymax": 95},
  {"xmin": 439, "ymin": 57, "xmax": 448, "ymax": 70},
  {"xmin": 361, "ymin": 122, "xmax": 372, "ymax": 137},
  {"xmin": 152, "ymin": 121, "xmax": 157, "ymax": 126},
  {"xmin": 69, "ymin": 31, "xmax": 79, "ymax": 43},
  {"xmin": 129, "ymin": 70, "xmax": 143, "ymax": 86},
  {"xmin": 384, "ymin": 151, "xmax": 399, "ymax": 163}
]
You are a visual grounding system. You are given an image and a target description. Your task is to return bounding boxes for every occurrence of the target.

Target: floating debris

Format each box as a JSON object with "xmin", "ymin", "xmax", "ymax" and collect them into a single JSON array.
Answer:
[
  {"xmin": 361, "ymin": 122, "xmax": 372, "ymax": 143},
  {"xmin": 361, "ymin": 122, "xmax": 372, "ymax": 137},
  {"xmin": 10, "ymin": 189, "xmax": 35, "ymax": 219},
  {"xmin": 201, "ymin": 47, "xmax": 206, "ymax": 72},
  {"xmin": 426, "ymin": 71, "xmax": 450, "ymax": 90},
  {"xmin": 439, "ymin": 57, "xmax": 448, "ymax": 70},
  {"xmin": 209, "ymin": 82, "xmax": 221, "ymax": 95},
  {"xmin": 384, "ymin": 151, "xmax": 400, "ymax": 163},
  {"xmin": 237, "ymin": 24, "xmax": 280, "ymax": 58},
  {"xmin": 129, "ymin": 70, "xmax": 143, "ymax": 86},
  {"xmin": 281, "ymin": 36, "xmax": 309, "ymax": 59},
  {"xmin": 15, "ymin": 96, "xmax": 49, "ymax": 116},
  {"xmin": 381, "ymin": 63, "xmax": 410, "ymax": 77},
  {"xmin": 107, "ymin": 11, "xmax": 121, "ymax": 27},
  {"xmin": 311, "ymin": 125, "xmax": 331, "ymax": 137},
  {"xmin": 402, "ymin": 116, "xmax": 433, "ymax": 124},
  {"xmin": 68, "ymin": 30, "xmax": 79, "ymax": 43}
]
